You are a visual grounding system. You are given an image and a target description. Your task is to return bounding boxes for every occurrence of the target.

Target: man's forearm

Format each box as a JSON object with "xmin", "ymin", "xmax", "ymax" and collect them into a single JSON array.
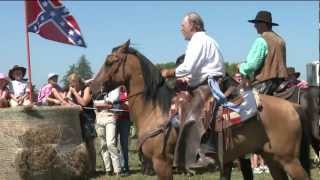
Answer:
[{"xmin": 161, "ymin": 68, "xmax": 176, "ymax": 78}]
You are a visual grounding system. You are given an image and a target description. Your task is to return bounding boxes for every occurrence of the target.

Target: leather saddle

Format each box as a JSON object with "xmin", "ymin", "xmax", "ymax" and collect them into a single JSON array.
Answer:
[{"xmin": 273, "ymin": 86, "xmax": 298, "ymax": 100}]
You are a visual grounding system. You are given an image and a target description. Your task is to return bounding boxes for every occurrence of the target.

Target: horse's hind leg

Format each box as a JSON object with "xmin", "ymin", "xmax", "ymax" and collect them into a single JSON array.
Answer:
[
  {"xmin": 311, "ymin": 137, "xmax": 320, "ymax": 157},
  {"xmin": 152, "ymin": 157, "xmax": 173, "ymax": 180},
  {"xmin": 239, "ymin": 157, "xmax": 253, "ymax": 180},
  {"xmin": 279, "ymin": 158, "xmax": 310, "ymax": 180},
  {"xmin": 261, "ymin": 153, "xmax": 289, "ymax": 180},
  {"xmin": 219, "ymin": 161, "xmax": 233, "ymax": 180}
]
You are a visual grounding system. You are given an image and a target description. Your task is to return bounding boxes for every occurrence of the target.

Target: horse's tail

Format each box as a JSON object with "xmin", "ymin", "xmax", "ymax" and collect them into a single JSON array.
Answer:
[{"xmin": 297, "ymin": 106, "xmax": 311, "ymax": 175}]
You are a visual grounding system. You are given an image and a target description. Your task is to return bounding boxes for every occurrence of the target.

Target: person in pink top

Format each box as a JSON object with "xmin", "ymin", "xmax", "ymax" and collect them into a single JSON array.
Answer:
[
  {"xmin": 0, "ymin": 73, "xmax": 10, "ymax": 108},
  {"xmin": 37, "ymin": 73, "xmax": 68, "ymax": 105}
]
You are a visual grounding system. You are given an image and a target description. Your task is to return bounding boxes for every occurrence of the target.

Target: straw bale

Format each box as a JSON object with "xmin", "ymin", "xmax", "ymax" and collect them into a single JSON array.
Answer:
[{"xmin": 0, "ymin": 106, "xmax": 90, "ymax": 180}]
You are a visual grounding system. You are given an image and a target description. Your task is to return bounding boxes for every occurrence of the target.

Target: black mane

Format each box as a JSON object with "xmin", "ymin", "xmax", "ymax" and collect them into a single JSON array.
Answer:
[{"xmin": 112, "ymin": 46, "xmax": 173, "ymax": 113}]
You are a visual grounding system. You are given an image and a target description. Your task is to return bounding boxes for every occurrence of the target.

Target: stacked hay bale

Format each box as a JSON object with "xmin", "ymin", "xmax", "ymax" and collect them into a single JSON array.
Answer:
[{"xmin": 0, "ymin": 106, "xmax": 90, "ymax": 180}]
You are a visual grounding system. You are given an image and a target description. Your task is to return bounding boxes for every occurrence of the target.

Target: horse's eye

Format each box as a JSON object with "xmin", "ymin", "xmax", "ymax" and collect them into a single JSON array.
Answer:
[
  {"xmin": 105, "ymin": 55, "xmax": 114, "ymax": 67},
  {"xmin": 104, "ymin": 59, "xmax": 111, "ymax": 67},
  {"xmin": 104, "ymin": 59, "xmax": 112, "ymax": 67}
]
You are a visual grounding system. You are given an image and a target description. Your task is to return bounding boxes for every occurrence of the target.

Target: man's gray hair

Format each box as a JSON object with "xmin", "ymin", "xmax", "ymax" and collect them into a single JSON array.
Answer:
[{"xmin": 185, "ymin": 12, "xmax": 205, "ymax": 32}]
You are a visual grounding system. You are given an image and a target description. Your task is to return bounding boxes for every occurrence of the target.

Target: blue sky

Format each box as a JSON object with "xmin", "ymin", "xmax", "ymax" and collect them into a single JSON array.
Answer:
[{"xmin": 0, "ymin": 1, "xmax": 318, "ymax": 88}]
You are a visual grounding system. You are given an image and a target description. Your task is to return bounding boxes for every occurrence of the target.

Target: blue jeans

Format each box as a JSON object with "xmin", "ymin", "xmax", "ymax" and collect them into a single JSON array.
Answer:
[{"xmin": 117, "ymin": 119, "xmax": 131, "ymax": 171}]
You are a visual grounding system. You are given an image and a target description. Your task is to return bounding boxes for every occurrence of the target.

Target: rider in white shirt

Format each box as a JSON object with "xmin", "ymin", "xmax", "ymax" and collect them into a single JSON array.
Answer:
[
  {"xmin": 176, "ymin": 31, "xmax": 225, "ymax": 87},
  {"xmin": 172, "ymin": 12, "xmax": 226, "ymax": 169}
]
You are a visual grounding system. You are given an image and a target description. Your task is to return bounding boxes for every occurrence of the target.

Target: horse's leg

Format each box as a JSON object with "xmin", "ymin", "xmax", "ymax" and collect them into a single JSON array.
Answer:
[
  {"xmin": 220, "ymin": 161, "xmax": 233, "ymax": 180},
  {"xmin": 277, "ymin": 157, "xmax": 310, "ymax": 180},
  {"xmin": 261, "ymin": 153, "xmax": 289, "ymax": 180},
  {"xmin": 220, "ymin": 158, "xmax": 253, "ymax": 180},
  {"xmin": 311, "ymin": 136, "xmax": 320, "ymax": 157},
  {"xmin": 239, "ymin": 157, "xmax": 253, "ymax": 180},
  {"xmin": 152, "ymin": 157, "xmax": 173, "ymax": 180},
  {"xmin": 140, "ymin": 154, "xmax": 155, "ymax": 175}
]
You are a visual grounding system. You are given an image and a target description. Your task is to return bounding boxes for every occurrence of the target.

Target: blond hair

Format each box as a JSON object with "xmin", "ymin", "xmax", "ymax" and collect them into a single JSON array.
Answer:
[{"xmin": 68, "ymin": 73, "xmax": 84, "ymax": 85}]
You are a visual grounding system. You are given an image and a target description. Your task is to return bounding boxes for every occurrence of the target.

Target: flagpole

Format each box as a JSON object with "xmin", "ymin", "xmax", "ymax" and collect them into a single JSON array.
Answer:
[{"xmin": 24, "ymin": 1, "xmax": 33, "ymax": 102}]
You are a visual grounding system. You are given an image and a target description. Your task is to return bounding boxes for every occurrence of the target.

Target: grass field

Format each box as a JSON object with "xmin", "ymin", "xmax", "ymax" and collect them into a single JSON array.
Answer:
[{"xmin": 95, "ymin": 136, "xmax": 320, "ymax": 180}]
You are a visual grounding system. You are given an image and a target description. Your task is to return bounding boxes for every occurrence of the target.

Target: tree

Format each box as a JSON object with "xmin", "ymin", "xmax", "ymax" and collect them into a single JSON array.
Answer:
[
  {"xmin": 156, "ymin": 62, "xmax": 176, "ymax": 70},
  {"xmin": 224, "ymin": 62, "xmax": 239, "ymax": 77},
  {"xmin": 77, "ymin": 55, "xmax": 93, "ymax": 80},
  {"xmin": 61, "ymin": 55, "xmax": 93, "ymax": 88},
  {"xmin": 156, "ymin": 61, "xmax": 241, "ymax": 77}
]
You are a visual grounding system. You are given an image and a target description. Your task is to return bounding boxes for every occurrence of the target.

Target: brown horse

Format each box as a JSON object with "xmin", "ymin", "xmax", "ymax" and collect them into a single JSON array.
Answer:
[
  {"xmin": 90, "ymin": 40, "xmax": 310, "ymax": 180},
  {"xmin": 220, "ymin": 75, "xmax": 316, "ymax": 180},
  {"xmin": 298, "ymin": 86, "xmax": 320, "ymax": 155},
  {"xmin": 239, "ymin": 85, "xmax": 319, "ymax": 180}
]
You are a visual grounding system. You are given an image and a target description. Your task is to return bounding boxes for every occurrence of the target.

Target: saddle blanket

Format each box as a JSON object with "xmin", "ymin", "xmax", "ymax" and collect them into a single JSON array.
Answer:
[{"xmin": 222, "ymin": 90, "xmax": 258, "ymax": 126}]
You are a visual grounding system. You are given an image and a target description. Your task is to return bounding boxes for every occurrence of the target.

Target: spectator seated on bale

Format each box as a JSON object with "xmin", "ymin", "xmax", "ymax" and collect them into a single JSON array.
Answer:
[
  {"xmin": 0, "ymin": 73, "xmax": 10, "ymax": 108},
  {"xmin": 37, "ymin": 73, "xmax": 69, "ymax": 106},
  {"xmin": 8, "ymin": 65, "xmax": 32, "ymax": 107}
]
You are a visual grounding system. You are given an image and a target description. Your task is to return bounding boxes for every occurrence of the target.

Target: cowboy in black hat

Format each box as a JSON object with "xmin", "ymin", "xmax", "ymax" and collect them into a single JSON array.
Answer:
[
  {"xmin": 287, "ymin": 67, "xmax": 300, "ymax": 79},
  {"xmin": 8, "ymin": 65, "xmax": 31, "ymax": 106},
  {"xmin": 238, "ymin": 10, "xmax": 288, "ymax": 95},
  {"xmin": 236, "ymin": 11, "xmax": 289, "ymax": 179}
]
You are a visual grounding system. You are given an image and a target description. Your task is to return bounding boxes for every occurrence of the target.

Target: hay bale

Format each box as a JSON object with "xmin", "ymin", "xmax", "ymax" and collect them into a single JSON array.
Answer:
[{"xmin": 0, "ymin": 106, "xmax": 90, "ymax": 180}]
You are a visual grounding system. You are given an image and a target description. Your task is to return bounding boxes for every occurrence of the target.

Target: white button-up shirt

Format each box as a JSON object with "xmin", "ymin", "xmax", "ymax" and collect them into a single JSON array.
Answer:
[{"xmin": 176, "ymin": 31, "xmax": 225, "ymax": 87}]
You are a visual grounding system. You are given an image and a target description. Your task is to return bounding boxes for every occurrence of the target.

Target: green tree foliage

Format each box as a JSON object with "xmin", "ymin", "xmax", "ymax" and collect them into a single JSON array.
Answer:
[
  {"xmin": 224, "ymin": 62, "xmax": 239, "ymax": 77},
  {"xmin": 155, "ymin": 61, "xmax": 241, "ymax": 77},
  {"xmin": 61, "ymin": 55, "xmax": 93, "ymax": 88},
  {"xmin": 77, "ymin": 55, "xmax": 93, "ymax": 80},
  {"xmin": 156, "ymin": 62, "xmax": 176, "ymax": 70}
]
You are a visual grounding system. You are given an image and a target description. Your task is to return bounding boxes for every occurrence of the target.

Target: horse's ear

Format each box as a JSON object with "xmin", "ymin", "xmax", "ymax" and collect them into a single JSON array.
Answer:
[
  {"xmin": 125, "ymin": 39, "xmax": 130, "ymax": 47},
  {"xmin": 119, "ymin": 39, "xmax": 130, "ymax": 53}
]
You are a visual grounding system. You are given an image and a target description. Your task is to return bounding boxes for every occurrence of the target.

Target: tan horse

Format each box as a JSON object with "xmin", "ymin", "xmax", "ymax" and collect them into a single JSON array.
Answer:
[{"xmin": 90, "ymin": 40, "xmax": 310, "ymax": 180}]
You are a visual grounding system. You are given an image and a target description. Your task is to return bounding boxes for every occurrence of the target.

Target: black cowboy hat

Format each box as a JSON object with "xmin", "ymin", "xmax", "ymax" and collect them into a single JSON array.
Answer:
[
  {"xmin": 248, "ymin": 10, "xmax": 279, "ymax": 26},
  {"xmin": 8, "ymin": 65, "xmax": 26, "ymax": 80},
  {"xmin": 287, "ymin": 67, "xmax": 300, "ymax": 78}
]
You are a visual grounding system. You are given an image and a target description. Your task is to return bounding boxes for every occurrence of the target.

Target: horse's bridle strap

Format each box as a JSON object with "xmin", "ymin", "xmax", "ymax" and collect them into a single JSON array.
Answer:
[{"xmin": 127, "ymin": 91, "xmax": 144, "ymax": 100}]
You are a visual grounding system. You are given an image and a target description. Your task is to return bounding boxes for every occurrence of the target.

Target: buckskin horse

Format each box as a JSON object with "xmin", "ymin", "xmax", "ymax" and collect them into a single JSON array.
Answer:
[
  {"xmin": 220, "ymin": 76, "xmax": 319, "ymax": 180},
  {"xmin": 90, "ymin": 40, "xmax": 310, "ymax": 180}
]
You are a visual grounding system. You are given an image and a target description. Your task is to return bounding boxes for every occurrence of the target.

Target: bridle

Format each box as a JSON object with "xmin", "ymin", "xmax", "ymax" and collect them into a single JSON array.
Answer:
[{"xmin": 105, "ymin": 52, "xmax": 144, "ymax": 103}]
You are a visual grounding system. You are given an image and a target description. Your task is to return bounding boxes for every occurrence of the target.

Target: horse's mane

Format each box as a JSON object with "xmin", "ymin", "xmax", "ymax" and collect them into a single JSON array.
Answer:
[{"xmin": 112, "ymin": 46, "xmax": 173, "ymax": 113}]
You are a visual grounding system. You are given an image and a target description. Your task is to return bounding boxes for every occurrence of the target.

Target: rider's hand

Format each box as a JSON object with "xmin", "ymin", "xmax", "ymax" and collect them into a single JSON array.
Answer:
[
  {"xmin": 161, "ymin": 69, "xmax": 173, "ymax": 78},
  {"xmin": 69, "ymin": 87, "xmax": 77, "ymax": 94},
  {"xmin": 176, "ymin": 76, "xmax": 190, "ymax": 84}
]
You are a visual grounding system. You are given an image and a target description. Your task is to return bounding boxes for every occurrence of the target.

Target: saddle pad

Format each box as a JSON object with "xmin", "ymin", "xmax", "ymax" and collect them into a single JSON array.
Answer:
[{"xmin": 222, "ymin": 90, "xmax": 258, "ymax": 127}]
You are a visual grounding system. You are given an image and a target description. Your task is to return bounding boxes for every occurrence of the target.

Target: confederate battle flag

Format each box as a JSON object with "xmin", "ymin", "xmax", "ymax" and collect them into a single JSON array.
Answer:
[{"xmin": 25, "ymin": 0, "xmax": 86, "ymax": 47}]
